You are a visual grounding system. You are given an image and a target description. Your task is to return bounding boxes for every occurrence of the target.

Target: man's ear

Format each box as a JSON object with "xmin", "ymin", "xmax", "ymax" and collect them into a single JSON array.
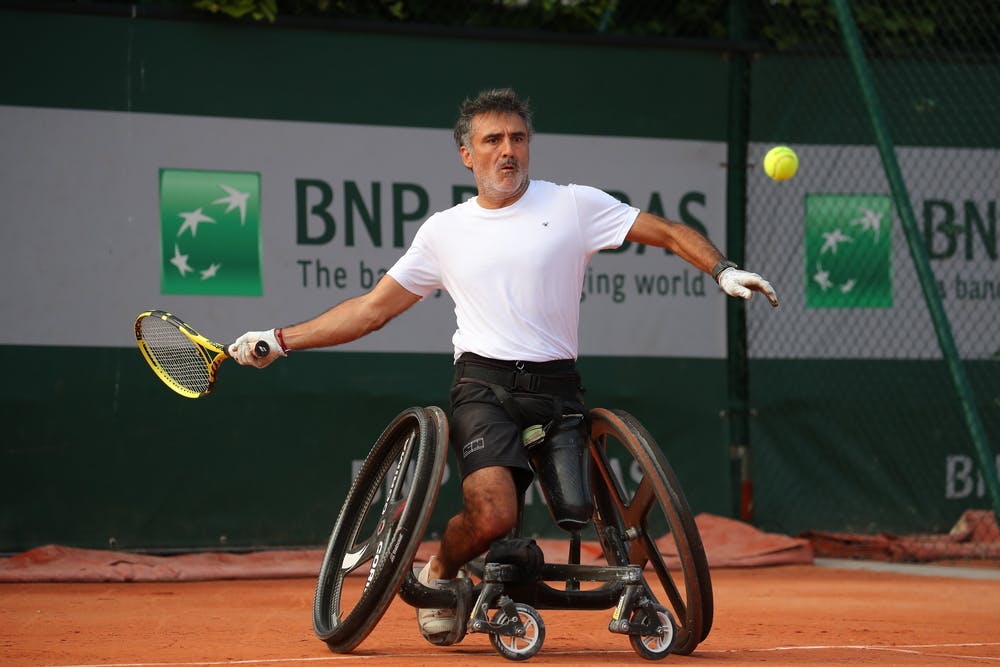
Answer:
[{"xmin": 459, "ymin": 145, "xmax": 473, "ymax": 169}]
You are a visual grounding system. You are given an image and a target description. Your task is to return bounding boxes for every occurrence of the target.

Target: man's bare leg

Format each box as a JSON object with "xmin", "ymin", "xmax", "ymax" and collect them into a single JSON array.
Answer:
[{"xmin": 426, "ymin": 466, "xmax": 520, "ymax": 580}]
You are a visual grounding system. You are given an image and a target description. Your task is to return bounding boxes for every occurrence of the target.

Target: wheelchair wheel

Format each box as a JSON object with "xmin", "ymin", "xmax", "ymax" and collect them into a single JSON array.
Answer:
[
  {"xmin": 313, "ymin": 406, "xmax": 449, "ymax": 653},
  {"xmin": 588, "ymin": 408, "xmax": 714, "ymax": 656}
]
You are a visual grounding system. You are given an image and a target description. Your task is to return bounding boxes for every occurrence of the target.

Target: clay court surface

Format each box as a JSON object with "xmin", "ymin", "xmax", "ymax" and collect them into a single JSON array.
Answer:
[{"xmin": 4, "ymin": 562, "xmax": 1000, "ymax": 666}]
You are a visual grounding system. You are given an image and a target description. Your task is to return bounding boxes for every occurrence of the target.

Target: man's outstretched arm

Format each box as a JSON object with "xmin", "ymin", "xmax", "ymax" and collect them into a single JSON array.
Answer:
[
  {"xmin": 626, "ymin": 212, "xmax": 779, "ymax": 307},
  {"xmin": 229, "ymin": 275, "xmax": 422, "ymax": 367}
]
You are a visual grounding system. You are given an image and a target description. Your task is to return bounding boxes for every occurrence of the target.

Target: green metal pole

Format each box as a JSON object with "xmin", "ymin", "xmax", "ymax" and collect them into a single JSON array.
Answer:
[
  {"xmin": 725, "ymin": 0, "xmax": 754, "ymax": 521},
  {"xmin": 831, "ymin": 0, "xmax": 1000, "ymax": 517}
]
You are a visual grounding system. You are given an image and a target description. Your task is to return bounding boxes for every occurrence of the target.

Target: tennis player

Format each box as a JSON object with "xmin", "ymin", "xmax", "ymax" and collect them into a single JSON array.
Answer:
[{"xmin": 230, "ymin": 88, "xmax": 778, "ymax": 642}]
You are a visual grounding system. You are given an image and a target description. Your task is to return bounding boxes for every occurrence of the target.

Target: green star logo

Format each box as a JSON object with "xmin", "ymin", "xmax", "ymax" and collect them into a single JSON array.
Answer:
[
  {"xmin": 805, "ymin": 194, "xmax": 893, "ymax": 309},
  {"xmin": 159, "ymin": 169, "xmax": 262, "ymax": 296}
]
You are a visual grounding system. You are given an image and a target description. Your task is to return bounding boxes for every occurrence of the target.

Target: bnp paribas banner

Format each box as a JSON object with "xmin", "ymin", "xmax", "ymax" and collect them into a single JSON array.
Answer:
[
  {"xmin": 0, "ymin": 105, "xmax": 728, "ymax": 357},
  {"xmin": 747, "ymin": 143, "xmax": 999, "ymax": 361}
]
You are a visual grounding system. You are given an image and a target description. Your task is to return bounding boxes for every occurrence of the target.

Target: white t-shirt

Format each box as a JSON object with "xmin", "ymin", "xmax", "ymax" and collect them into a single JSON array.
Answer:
[{"xmin": 387, "ymin": 179, "xmax": 639, "ymax": 361}]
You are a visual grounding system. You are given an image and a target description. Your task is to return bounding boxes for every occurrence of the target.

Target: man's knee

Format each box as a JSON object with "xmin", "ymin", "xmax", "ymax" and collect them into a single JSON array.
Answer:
[{"xmin": 462, "ymin": 467, "xmax": 520, "ymax": 541}]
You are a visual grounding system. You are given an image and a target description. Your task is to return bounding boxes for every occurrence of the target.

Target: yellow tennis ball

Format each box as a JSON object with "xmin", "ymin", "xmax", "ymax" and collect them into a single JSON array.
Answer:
[{"xmin": 763, "ymin": 145, "xmax": 799, "ymax": 181}]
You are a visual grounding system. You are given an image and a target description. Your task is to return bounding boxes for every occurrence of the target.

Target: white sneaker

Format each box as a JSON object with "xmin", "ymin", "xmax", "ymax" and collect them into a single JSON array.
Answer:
[{"xmin": 416, "ymin": 560, "xmax": 458, "ymax": 637}]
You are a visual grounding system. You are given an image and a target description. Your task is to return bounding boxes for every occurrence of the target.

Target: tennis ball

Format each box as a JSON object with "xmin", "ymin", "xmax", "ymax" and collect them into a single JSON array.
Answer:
[{"xmin": 763, "ymin": 145, "xmax": 799, "ymax": 181}]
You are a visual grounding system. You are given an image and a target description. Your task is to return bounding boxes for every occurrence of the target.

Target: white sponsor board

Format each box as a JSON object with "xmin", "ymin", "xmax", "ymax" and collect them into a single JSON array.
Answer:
[
  {"xmin": 0, "ymin": 105, "xmax": 729, "ymax": 357},
  {"xmin": 4, "ymin": 107, "xmax": 995, "ymax": 361}
]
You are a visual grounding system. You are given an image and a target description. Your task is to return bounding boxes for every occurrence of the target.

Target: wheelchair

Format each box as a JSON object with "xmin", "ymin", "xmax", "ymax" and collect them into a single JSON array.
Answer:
[{"xmin": 313, "ymin": 405, "xmax": 714, "ymax": 661}]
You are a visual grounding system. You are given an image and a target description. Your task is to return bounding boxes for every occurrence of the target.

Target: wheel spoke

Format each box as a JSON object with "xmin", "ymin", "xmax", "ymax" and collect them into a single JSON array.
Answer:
[
  {"xmin": 592, "ymin": 452, "xmax": 655, "ymax": 548},
  {"xmin": 382, "ymin": 431, "xmax": 417, "ymax": 508},
  {"xmin": 340, "ymin": 537, "xmax": 374, "ymax": 574},
  {"xmin": 590, "ymin": 438, "xmax": 629, "ymax": 513},
  {"xmin": 639, "ymin": 531, "xmax": 686, "ymax": 619},
  {"xmin": 624, "ymin": 474, "xmax": 656, "ymax": 531}
]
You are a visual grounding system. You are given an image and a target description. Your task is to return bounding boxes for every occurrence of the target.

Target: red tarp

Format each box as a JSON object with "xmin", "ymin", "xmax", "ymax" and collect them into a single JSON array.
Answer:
[
  {"xmin": 0, "ymin": 514, "xmax": 812, "ymax": 583},
  {"xmin": 801, "ymin": 509, "xmax": 1000, "ymax": 563}
]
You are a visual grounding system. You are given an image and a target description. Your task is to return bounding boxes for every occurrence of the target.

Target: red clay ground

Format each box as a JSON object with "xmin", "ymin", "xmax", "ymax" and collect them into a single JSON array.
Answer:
[{"xmin": 4, "ymin": 563, "xmax": 1000, "ymax": 666}]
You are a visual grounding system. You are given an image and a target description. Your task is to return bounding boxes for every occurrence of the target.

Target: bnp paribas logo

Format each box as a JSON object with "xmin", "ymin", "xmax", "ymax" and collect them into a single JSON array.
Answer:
[
  {"xmin": 159, "ymin": 168, "xmax": 262, "ymax": 296},
  {"xmin": 805, "ymin": 194, "xmax": 893, "ymax": 309}
]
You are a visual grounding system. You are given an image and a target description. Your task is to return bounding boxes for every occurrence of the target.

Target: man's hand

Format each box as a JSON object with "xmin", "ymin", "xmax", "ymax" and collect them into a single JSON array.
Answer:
[
  {"xmin": 718, "ymin": 267, "xmax": 780, "ymax": 307},
  {"xmin": 229, "ymin": 329, "xmax": 287, "ymax": 368}
]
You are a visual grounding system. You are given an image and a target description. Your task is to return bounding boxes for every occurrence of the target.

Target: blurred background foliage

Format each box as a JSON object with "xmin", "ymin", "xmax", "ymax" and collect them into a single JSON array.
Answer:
[{"xmin": 46, "ymin": 0, "xmax": 1000, "ymax": 55}]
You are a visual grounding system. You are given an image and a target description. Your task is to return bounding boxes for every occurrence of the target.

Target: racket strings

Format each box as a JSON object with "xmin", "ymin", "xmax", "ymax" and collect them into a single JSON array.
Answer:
[{"xmin": 139, "ymin": 316, "xmax": 213, "ymax": 393}]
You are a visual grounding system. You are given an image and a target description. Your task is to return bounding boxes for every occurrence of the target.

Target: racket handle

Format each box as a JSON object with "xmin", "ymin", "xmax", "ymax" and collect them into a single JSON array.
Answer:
[{"xmin": 254, "ymin": 340, "xmax": 270, "ymax": 358}]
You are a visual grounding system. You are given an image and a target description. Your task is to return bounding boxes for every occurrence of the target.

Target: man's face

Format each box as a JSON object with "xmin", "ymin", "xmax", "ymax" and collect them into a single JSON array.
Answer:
[{"xmin": 460, "ymin": 111, "xmax": 530, "ymax": 207}]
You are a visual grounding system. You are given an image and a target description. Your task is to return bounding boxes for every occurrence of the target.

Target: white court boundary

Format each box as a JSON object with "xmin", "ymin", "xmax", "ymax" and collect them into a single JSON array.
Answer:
[
  {"xmin": 814, "ymin": 557, "xmax": 1000, "ymax": 580},
  {"xmin": 43, "ymin": 642, "xmax": 1000, "ymax": 667}
]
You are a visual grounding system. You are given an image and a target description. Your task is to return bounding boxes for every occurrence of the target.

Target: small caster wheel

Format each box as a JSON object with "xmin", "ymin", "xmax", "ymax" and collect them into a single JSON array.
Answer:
[
  {"xmin": 489, "ymin": 603, "xmax": 545, "ymax": 661},
  {"xmin": 629, "ymin": 604, "xmax": 676, "ymax": 660}
]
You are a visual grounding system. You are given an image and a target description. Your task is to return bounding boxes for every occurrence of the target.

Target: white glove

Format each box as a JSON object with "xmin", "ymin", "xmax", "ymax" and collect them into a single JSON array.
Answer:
[
  {"xmin": 228, "ymin": 329, "xmax": 287, "ymax": 368},
  {"xmin": 718, "ymin": 267, "xmax": 780, "ymax": 307}
]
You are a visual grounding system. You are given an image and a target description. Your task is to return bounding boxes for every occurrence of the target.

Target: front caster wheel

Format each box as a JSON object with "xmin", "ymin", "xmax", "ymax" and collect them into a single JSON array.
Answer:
[
  {"xmin": 489, "ymin": 603, "xmax": 545, "ymax": 661},
  {"xmin": 629, "ymin": 604, "xmax": 676, "ymax": 660}
]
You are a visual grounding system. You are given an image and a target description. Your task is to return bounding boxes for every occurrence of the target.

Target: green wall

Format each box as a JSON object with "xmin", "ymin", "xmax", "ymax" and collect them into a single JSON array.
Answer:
[
  {"xmin": 0, "ymin": 347, "xmax": 726, "ymax": 552},
  {"xmin": 3, "ymin": 7, "xmax": 996, "ymax": 553},
  {"xmin": 0, "ymin": 9, "xmax": 733, "ymax": 552},
  {"xmin": 0, "ymin": 9, "xmax": 728, "ymax": 138},
  {"xmin": 750, "ymin": 359, "xmax": 999, "ymax": 536}
]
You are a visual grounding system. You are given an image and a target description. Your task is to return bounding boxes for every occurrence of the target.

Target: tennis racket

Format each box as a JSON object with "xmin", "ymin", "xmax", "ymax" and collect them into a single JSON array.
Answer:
[{"xmin": 134, "ymin": 309, "xmax": 269, "ymax": 398}]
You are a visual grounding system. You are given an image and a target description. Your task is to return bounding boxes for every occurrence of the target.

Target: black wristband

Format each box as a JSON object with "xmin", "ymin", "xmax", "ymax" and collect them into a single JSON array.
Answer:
[{"xmin": 712, "ymin": 260, "xmax": 738, "ymax": 282}]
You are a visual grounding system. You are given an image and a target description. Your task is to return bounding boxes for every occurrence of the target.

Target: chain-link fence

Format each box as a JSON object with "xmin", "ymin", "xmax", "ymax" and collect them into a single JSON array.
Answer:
[{"xmin": 746, "ymin": 0, "xmax": 999, "ymax": 560}]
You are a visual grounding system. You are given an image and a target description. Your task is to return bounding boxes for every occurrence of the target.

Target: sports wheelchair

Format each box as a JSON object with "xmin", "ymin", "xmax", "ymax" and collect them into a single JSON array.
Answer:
[{"xmin": 313, "ymin": 405, "xmax": 713, "ymax": 660}]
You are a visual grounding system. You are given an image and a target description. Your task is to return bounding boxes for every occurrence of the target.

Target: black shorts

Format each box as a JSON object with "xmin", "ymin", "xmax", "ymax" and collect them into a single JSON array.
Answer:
[{"xmin": 449, "ymin": 355, "xmax": 586, "ymax": 494}]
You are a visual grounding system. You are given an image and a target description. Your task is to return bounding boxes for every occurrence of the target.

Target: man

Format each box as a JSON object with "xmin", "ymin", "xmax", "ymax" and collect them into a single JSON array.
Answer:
[{"xmin": 230, "ymin": 88, "xmax": 778, "ymax": 641}]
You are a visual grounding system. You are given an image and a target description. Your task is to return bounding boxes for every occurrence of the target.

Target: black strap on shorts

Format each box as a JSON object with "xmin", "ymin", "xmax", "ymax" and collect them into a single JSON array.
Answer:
[
  {"xmin": 453, "ymin": 353, "xmax": 582, "ymax": 429},
  {"xmin": 453, "ymin": 353, "xmax": 581, "ymax": 397}
]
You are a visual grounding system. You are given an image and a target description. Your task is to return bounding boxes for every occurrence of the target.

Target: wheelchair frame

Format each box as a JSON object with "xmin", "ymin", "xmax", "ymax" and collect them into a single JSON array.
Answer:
[{"xmin": 312, "ymin": 405, "xmax": 713, "ymax": 661}]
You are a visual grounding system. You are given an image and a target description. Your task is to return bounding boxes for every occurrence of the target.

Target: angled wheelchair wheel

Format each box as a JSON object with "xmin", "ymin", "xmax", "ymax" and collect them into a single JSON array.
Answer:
[
  {"xmin": 313, "ymin": 406, "xmax": 449, "ymax": 653},
  {"xmin": 588, "ymin": 408, "xmax": 714, "ymax": 656}
]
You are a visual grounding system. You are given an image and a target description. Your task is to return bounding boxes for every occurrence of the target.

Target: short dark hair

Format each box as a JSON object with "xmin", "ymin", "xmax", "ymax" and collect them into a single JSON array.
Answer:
[{"xmin": 453, "ymin": 88, "xmax": 533, "ymax": 150}]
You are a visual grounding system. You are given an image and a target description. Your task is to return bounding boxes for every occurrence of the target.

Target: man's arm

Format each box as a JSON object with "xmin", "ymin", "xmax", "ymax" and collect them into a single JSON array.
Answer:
[
  {"xmin": 625, "ymin": 212, "xmax": 725, "ymax": 273},
  {"xmin": 626, "ymin": 212, "xmax": 779, "ymax": 307},
  {"xmin": 281, "ymin": 275, "xmax": 421, "ymax": 350},
  {"xmin": 229, "ymin": 275, "xmax": 422, "ymax": 367}
]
